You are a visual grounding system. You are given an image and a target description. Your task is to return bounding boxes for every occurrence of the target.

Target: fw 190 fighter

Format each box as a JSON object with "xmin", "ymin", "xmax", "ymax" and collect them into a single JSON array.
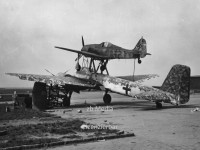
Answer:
[
  {"xmin": 55, "ymin": 36, "xmax": 150, "ymax": 74},
  {"xmin": 6, "ymin": 64, "xmax": 190, "ymax": 110}
]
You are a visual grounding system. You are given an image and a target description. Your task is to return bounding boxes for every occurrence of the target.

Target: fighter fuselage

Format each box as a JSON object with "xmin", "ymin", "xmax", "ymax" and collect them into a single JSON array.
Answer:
[{"xmin": 81, "ymin": 43, "xmax": 143, "ymax": 59}]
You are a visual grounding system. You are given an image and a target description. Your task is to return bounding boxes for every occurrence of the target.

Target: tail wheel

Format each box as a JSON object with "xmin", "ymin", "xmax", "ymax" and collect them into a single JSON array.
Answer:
[
  {"xmin": 156, "ymin": 102, "xmax": 162, "ymax": 109},
  {"xmin": 103, "ymin": 94, "xmax": 111, "ymax": 104},
  {"xmin": 63, "ymin": 97, "xmax": 70, "ymax": 107},
  {"xmin": 138, "ymin": 59, "xmax": 142, "ymax": 64}
]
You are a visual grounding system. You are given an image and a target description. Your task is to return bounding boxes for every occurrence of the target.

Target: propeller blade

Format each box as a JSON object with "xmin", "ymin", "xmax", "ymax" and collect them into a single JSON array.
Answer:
[
  {"xmin": 82, "ymin": 36, "xmax": 85, "ymax": 47},
  {"xmin": 45, "ymin": 69, "xmax": 55, "ymax": 76}
]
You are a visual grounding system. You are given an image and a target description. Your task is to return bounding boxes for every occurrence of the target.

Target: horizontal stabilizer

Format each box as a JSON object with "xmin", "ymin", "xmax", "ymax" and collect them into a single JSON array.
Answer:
[
  {"xmin": 117, "ymin": 74, "xmax": 158, "ymax": 82},
  {"xmin": 134, "ymin": 90, "xmax": 172, "ymax": 103}
]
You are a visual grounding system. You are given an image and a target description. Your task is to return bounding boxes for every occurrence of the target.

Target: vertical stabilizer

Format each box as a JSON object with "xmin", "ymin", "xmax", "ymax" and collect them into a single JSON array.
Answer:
[
  {"xmin": 133, "ymin": 37, "xmax": 148, "ymax": 58},
  {"xmin": 161, "ymin": 64, "xmax": 191, "ymax": 104}
]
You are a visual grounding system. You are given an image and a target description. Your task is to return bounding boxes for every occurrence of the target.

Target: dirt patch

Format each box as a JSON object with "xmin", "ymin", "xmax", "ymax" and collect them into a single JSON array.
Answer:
[
  {"xmin": 0, "ymin": 103, "xmax": 52, "ymax": 121},
  {"xmin": 0, "ymin": 117, "xmax": 119, "ymax": 148}
]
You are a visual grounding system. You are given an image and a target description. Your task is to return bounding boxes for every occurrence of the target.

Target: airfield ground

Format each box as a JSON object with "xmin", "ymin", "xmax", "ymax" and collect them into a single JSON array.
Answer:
[
  {"xmin": 47, "ymin": 91, "xmax": 200, "ymax": 150},
  {"xmin": 0, "ymin": 91, "xmax": 200, "ymax": 150}
]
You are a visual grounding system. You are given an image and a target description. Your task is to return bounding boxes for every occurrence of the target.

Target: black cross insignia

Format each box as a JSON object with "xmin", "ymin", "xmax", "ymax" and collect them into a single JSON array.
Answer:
[{"xmin": 123, "ymin": 84, "xmax": 131, "ymax": 95}]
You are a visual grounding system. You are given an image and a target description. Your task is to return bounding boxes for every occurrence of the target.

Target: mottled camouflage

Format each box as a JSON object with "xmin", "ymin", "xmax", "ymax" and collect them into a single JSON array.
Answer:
[
  {"xmin": 6, "ymin": 64, "xmax": 191, "ymax": 106},
  {"xmin": 133, "ymin": 64, "xmax": 190, "ymax": 105},
  {"xmin": 117, "ymin": 74, "xmax": 159, "ymax": 82},
  {"xmin": 6, "ymin": 73, "xmax": 96, "ymax": 88},
  {"xmin": 161, "ymin": 64, "xmax": 190, "ymax": 104},
  {"xmin": 90, "ymin": 64, "xmax": 190, "ymax": 105}
]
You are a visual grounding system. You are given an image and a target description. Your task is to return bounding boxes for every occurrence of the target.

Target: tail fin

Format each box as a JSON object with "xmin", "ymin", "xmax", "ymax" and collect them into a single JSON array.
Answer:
[
  {"xmin": 161, "ymin": 64, "xmax": 191, "ymax": 104},
  {"xmin": 133, "ymin": 37, "xmax": 149, "ymax": 58}
]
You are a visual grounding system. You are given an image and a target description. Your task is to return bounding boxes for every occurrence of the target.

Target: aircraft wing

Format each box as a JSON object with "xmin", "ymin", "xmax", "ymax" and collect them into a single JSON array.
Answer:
[
  {"xmin": 6, "ymin": 73, "xmax": 96, "ymax": 89},
  {"xmin": 55, "ymin": 46, "xmax": 109, "ymax": 59},
  {"xmin": 117, "ymin": 74, "xmax": 159, "ymax": 83}
]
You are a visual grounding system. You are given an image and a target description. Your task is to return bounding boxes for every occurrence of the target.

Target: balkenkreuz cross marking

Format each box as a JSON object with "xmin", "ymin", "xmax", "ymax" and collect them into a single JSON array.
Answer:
[{"xmin": 123, "ymin": 84, "xmax": 131, "ymax": 95}]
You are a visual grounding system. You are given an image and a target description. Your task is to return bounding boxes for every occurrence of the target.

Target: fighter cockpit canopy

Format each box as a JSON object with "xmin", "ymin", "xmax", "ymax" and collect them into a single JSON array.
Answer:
[{"xmin": 101, "ymin": 42, "xmax": 112, "ymax": 48}]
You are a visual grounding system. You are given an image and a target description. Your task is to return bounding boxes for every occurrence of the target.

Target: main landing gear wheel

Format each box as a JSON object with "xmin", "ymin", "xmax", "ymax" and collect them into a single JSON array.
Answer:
[
  {"xmin": 103, "ymin": 94, "xmax": 111, "ymax": 104},
  {"xmin": 100, "ymin": 65, "xmax": 106, "ymax": 73},
  {"xmin": 138, "ymin": 59, "xmax": 142, "ymax": 64},
  {"xmin": 156, "ymin": 102, "xmax": 162, "ymax": 109},
  {"xmin": 32, "ymin": 82, "xmax": 48, "ymax": 110},
  {"xmin": 75, "ymin": 63, "xmax": 81, "ymax": 71}
]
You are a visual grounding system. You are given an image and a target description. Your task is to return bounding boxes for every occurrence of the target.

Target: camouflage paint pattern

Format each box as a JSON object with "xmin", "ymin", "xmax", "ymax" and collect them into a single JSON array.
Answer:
[
  {"xmin": 82, "ymin": 38, "xmax": 147, "ymax": 59},
  {"xmin": 56, "ymin": 37, "xmax": 148, "ymax": 60},
  {"xmin": 90, "ymin": 64, "xmax": 190, "ymax": 105},
  {"xmin": 6, "ymin": 73, "xmax": 96, "ymax": 88},
  {"xmin": 6, "ymin": 64, "xmax": 191, "ymax": 106},
  {"xmin": 161, "ymin": 64, "xmax": 190, "ymax": 104},
  {"xmin": 117, "ymin": 74, "xmax": 159, "ymax": 82}
]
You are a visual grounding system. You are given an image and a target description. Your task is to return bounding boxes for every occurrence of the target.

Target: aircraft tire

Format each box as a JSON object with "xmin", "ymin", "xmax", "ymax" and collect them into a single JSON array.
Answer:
[
  {"xmin": 63, "ymin": 96, "xmax": 70, "ymax": 107},
  {"xmin": 100, "ymin": 65, "xmax": 106, "ymax": 72},
  {"xmin": 138, "ymin": 59, "xmax": 142, "ymax": 64},
  {"xmin": 76, "ymin": 63, "xmax": 81, "ymax": 71},
  {"xmin": 32, "ymin": 82, "xmax": 48, "ymax": 110},
  {"xmin": 103, "ymin": 94, "xmax": 111, "ymax": 104},
  {"xmin": 156, "ymin": 102, "xmax": 162, "ymax": 109},
  {"xmin": 24, "ymin": 96, "xmax": 32, "ymax": 109}
]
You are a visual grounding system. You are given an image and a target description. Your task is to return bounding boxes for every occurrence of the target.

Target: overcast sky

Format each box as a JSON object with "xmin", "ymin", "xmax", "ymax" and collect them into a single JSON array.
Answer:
[{"xmin": 0, "ymin": 0, "xmax": 200, "ymax": 87}]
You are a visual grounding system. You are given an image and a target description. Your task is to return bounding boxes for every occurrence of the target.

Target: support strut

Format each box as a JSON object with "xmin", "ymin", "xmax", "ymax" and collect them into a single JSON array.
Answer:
[{"xmin": 100, "ymin": 59, "xmax": 109, "ymax": 75}]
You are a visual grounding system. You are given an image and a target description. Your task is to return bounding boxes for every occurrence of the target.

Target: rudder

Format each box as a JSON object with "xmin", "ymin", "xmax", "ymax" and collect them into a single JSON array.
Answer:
[
  {"xmin": 133, "ymin": 37, "xmax": 147, "ymax": 58},
  {"xmin": 161, "ymin": 64, "xmax": 191, "ymax": 104}
]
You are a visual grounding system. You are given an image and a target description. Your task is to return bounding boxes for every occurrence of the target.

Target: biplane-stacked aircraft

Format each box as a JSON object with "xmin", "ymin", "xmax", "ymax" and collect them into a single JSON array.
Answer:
[
  {"xmin": 6, "ymin": 64, "xmax": 190, "ymax": 110},
  {"xmin": 55, "ymin": 37, "xmax": 150, "ymax": 74},
  {"xmin": 5, "ymin": 36, "xmax": 190, "ymax": 110}
]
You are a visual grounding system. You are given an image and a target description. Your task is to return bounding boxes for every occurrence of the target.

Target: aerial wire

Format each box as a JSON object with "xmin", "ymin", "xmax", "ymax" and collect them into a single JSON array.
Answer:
[{"xmin": 133, "ymin": 59, "xmax": 136, "ymax": 81}]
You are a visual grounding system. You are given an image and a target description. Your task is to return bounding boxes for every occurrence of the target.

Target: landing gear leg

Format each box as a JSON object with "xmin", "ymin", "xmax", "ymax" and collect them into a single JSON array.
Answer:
[
  {"xmin": 100, "ymin": 59, "xmax": 109, "ymax": 75},
  {"xmin": 89, "ymin": 58, "xmax": 97, "ymax": 72},
  {"xmin": 103, "ymin": 90, "xmax": 111, "ymax": 104},
  {"xmin": 156, "ymin": 102, "xmax": 162, "ymax": 109},
  {"xmin": 75, "ymin": 54, "xmax": 81, "ymax": 71},
  {"xmin": 63, "ymin": 91, "xmax": 72, "ymax": 107}
]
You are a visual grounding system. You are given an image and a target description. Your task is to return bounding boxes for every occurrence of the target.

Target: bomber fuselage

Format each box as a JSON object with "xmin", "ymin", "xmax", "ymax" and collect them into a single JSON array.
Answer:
[{"xmin": 74, "ymin": 68, "xmax": 177, "ymax": 105}]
